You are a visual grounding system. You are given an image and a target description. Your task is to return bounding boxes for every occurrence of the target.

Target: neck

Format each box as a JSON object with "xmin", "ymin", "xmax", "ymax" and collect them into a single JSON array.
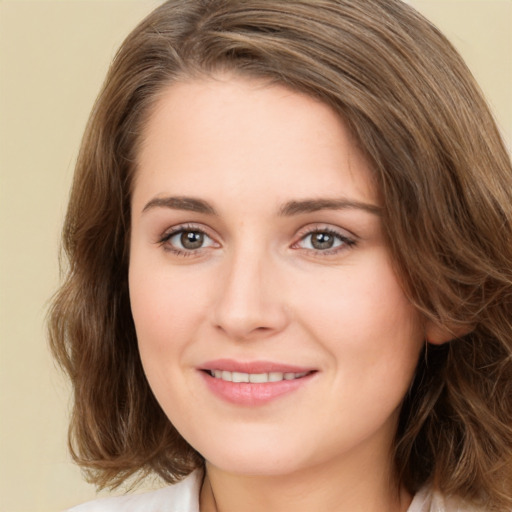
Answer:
[{"xmin": 199, "ymin": 449, "xmax": 412, "ymax": 512}]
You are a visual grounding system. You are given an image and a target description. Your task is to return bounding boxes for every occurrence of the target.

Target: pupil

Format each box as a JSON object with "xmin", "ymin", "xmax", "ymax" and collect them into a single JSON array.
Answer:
[
  {"xmin": 181, "ymin": 231, "xmax": 203, "ymax": 249},
  {"xmin": 311, "ymin": 232, "xmax": 334, "ymax": 250}
]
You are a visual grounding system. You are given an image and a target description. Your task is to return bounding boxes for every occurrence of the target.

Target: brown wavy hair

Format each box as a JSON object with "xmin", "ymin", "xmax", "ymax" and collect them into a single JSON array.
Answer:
[{"xmin": 49, "ymin": 0, "xmax": 512, "ymax": 508}]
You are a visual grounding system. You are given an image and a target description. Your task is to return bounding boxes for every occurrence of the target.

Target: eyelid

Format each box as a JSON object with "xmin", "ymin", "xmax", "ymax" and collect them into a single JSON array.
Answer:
[
  {"xmin": 291, "ymin": 224, "xmax": 357, "ymax": 254},
  {"xmin": 157, "ymin": 223, "xmax": 220, "ymax": 254}
]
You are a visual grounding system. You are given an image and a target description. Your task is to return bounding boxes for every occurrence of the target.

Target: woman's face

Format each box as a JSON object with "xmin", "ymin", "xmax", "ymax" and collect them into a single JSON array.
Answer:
[{"xmin": 129, "ymin": 75, "xmax": 425, "ymax": 477}]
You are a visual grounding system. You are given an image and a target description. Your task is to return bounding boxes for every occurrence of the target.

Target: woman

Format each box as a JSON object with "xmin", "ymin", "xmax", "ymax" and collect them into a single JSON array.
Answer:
[{"xmin": 49, "ymin": 0, "xmax": 512, "ymax": 510}]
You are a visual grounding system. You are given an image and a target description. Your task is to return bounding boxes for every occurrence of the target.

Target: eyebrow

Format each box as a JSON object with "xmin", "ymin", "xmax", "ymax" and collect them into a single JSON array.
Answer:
[
  {"xmin": 279, "ymin": 198, "xmax": 382, "ymax": 216},
  {"xmin": 141, "ymin": 196, "xmax": 382, "ymax": 216},
  {"xmin": 142, "ymin": 196, "xmax": 217, "ymax": 215}
]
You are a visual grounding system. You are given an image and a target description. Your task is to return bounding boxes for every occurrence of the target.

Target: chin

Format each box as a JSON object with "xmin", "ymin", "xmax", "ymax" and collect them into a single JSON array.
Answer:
[{"xmin": 198, "ymin": 436, "xmax": 306, "ymax": 477}]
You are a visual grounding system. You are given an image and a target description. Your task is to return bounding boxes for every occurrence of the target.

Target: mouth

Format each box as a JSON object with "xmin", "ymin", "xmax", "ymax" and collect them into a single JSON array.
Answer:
[
  {"xmin": 205, "ymin": 369, "xmax": 312, "ymax": 383},
  {"xmin": 199, "ymin": 359, "xmax": 317, "ymax": 406}
]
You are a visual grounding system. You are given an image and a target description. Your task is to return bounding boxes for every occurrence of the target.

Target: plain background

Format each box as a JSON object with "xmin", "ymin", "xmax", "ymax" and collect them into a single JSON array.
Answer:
[{"xmin": 0, "ymin": 1, "xmax": 510, "ymax": 510}]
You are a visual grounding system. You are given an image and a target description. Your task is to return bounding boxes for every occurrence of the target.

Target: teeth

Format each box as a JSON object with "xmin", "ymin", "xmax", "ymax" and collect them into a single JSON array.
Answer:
[
  {"xmin": 232, "ymin": 372, "xmax": 249, "ymax": 383},
  {"xmin": 209, "ymin": 370, "xmax": 309, "ymax": 383},
  {"xmin": 249, "ymin": 373, "xmax": 267, "ymax": 383}
]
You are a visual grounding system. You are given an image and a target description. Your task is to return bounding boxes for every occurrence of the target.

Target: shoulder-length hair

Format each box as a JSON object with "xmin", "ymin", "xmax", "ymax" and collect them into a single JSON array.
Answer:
[{"xmin": 49, "ymin": 0, "xmax": 512, "ymax": 507}]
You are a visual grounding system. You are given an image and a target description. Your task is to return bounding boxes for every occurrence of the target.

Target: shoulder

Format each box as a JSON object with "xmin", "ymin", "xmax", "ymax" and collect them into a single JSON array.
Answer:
[
  {"xmin": 66, "ymin": 470, "xmax": 202, "ymax": 512},
  {"xmin": 408, "ymin": 485, "xmax": 492, "ymax": 512}
]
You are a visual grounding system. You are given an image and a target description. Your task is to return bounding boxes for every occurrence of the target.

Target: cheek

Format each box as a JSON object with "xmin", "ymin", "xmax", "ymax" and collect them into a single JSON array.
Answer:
[
  {"xmin": 293, "ymin": 259, "xmax": 424, "ymax": 441},
  {"xmin": 294, "ymin": 252, "xmax": 423, "ymax": 372},
  {"xmin": 128, "ymin": 265, "xmax": 204, "ymax": 406},
  {"xmin": 128, "ymin": 260, "xmax": 203, "ymax": 355}
]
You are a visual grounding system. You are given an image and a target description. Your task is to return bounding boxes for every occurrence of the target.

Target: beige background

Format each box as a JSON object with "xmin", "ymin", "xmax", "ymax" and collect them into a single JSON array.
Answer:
[{"xmin": 0, "ymin": 1, "xmax": 510, "ymax": 511}]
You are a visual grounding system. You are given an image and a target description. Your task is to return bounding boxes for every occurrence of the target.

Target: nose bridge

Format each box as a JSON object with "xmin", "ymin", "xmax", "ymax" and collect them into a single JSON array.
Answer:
[{"xmin": 212, "ymin": 239, "xmax": 287, "ymax": 339}]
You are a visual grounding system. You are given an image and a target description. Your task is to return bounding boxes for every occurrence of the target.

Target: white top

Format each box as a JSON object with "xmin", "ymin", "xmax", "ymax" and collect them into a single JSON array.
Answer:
[
  {"xmin": 68, "ymin": 471, "xmax": 203, "ymax": 512},
  {"xmin": 68, "ymin": 470, "xmax": 481, "ymax": 512}
]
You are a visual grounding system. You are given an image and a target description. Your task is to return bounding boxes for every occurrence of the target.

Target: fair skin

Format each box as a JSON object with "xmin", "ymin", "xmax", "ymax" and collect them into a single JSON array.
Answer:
[{"xmin": 129, "ymin": 75, "xmax": 437, "ymax": 512}]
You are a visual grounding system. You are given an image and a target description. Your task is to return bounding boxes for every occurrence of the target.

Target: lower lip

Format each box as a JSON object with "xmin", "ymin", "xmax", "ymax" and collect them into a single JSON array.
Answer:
[{"xmin": 200, "ymin": 372, "xmax": 315, "ymax": 406}]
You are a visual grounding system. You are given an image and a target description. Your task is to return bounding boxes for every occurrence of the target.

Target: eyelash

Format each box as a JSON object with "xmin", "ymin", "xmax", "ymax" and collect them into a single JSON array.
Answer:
[
  {"xmin": 158, "ymin": 224, "xmax": 217, "ymax": 257},
  {"xmin": 292, "ymin": 226, "xmax": 356, "ymax": 255},
  {"xmin": 157, "ymin": 224, "xmax": 356, "ymax": 257}
]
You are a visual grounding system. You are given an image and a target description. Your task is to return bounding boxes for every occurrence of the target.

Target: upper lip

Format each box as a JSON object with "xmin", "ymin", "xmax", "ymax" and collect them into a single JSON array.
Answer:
[{"xmin": 199, "ymin": 359, "xmax": 316, "ymax": 374}]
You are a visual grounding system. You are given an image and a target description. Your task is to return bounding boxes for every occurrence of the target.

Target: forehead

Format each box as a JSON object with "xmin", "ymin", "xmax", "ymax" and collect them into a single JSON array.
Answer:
[{"xmin": 133, "ymin": 75, "xmax": 377, "ymax": 210}]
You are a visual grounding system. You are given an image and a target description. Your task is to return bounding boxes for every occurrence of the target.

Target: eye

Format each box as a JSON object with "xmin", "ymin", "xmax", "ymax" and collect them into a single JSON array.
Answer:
[
  {"xmin": 172, "ymin": 230, "xmax": 208, "ymax": 250},
  {"xmin": 160, "ymin": 227, "xmax": 217, "ymax": 254},
  {"xmin": 295, "ymin": 228, "xmax": 355, "ymax": 253}
]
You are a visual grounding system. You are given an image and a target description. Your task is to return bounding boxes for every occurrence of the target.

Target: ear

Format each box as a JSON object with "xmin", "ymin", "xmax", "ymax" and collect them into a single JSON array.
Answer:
[{"xmin": 424, "ymin": 320, "xmax": 474, "ymax": 345}]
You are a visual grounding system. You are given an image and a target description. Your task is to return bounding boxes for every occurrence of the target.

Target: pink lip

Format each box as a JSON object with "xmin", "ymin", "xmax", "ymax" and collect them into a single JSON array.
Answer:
[
  {"xmin": 199, "ymin": 359, "xmax": 316, "ymax": 406},
  {"xmin": 200, "ymin": 359, "xmax": 313, "ymax": 374}
]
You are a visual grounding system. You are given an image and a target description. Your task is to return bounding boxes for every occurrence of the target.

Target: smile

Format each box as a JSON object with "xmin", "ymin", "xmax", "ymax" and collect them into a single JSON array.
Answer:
[
  {"xmin": 200, "ymin": 360, "xmax": 316, "ymax": 406},
  {"xmin": 208, "ymin": 370, "xmax": 310, "ymax": 383}
]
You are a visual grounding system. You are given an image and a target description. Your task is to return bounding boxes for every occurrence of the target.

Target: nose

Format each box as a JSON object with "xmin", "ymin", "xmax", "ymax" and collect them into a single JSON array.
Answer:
[{"xmin": 212, "ymin": 247, "xmax": 289, "ymax": 341}]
